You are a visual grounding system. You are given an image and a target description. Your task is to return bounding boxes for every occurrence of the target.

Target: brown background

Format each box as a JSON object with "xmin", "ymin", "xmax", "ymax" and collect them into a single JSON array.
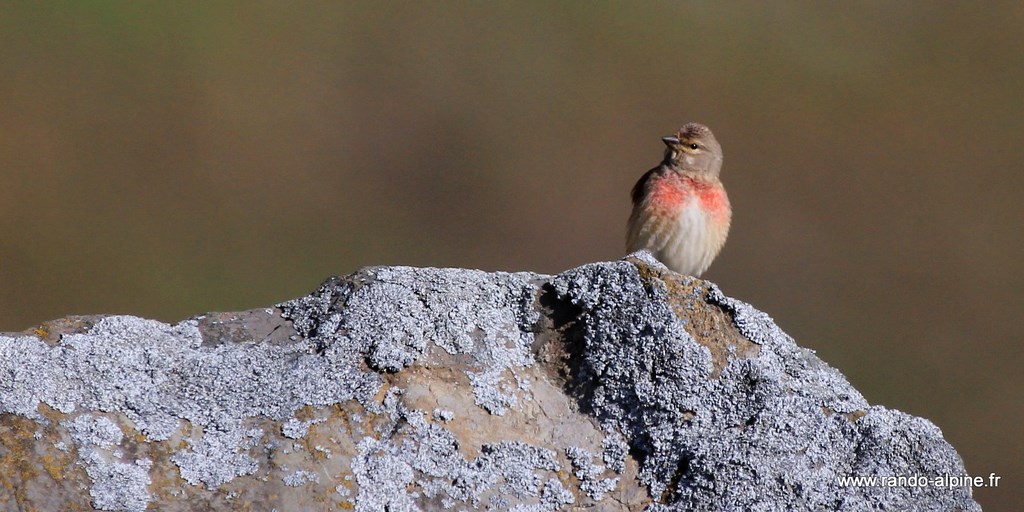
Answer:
[{"xmin": 1, "ymin": 3, "xmax": 1020, "ymax": 509}]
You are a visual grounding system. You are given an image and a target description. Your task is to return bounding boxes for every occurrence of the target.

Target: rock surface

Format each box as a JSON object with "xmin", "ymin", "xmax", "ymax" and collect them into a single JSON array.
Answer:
[{"xmin": 0, "ymin": 254, "xmax": 980, "ymax": 511}]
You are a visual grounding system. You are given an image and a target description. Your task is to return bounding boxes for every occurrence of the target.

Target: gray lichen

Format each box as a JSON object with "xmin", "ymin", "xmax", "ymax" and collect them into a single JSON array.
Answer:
[
  {"xmin": 65, "ymin": 414, "xmax": 152, "ymax": 512},
  {"xmin": 283, "ymin": 469, "xmax": 321, "ymax": 487},
  {"xmin": 281, "ymin": 417, "xmax": 324, "ymax": 439},
  {"xmin": 170, "ymin": 425, "xmax": 262, "ymax": 488},
  {"xmin": 432, "ymin": 408, "xmax": 454, "ymax": 422},
  {"xmin": 565, "ymin": 446, "xmax": 618, "ymax": 501},
  {"xmin": 283, "ymin": 267, "xmax": 541, "ymax": 414},
  {"xmin": 348, "ymin": 389, "xmax": 573, "ymax": 511},
  {"xmin": 0, "ymin": 312, "xmax": 382, "ymax": 504},
  {"xmin": 601, "ymin": 431, "xmax": 628, "ymax": 474}
]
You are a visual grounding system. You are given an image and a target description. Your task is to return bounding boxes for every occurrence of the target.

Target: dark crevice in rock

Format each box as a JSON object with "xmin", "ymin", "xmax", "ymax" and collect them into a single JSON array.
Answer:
[
  {"xmin": 658, "ymin": 452, "xmax": 693, "ymax": 505},
  {"xmin": 535, "ymin": 282, "xmax": 592, "ymax": 415}
]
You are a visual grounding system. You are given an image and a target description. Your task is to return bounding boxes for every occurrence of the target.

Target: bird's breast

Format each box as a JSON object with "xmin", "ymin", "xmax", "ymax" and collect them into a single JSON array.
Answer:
[
  {"xmin": 646, "ymin": 175, "xmax": 730, "ymax": 222},
  {"xmin": 627, "ymin": 173, "xmax": 731, "ymax": 276}
]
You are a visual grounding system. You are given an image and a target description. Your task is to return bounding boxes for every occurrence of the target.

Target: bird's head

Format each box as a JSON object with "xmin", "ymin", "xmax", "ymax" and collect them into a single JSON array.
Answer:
[{"xmin": 661, "ymin": 123, "xmax": 723, "ymax": 176}]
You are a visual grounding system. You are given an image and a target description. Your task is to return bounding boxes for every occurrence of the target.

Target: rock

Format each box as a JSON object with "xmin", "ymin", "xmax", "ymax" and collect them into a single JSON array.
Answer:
[{"xmin": 0, "ymin": 255, "xmax": 981, "ymax": 511}]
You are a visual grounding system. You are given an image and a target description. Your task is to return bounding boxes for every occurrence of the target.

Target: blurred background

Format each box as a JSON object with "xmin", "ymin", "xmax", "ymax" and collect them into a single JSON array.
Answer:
[{"xmin": 1, "ymin": 2, "xmax": 1020, "ymax": 508}]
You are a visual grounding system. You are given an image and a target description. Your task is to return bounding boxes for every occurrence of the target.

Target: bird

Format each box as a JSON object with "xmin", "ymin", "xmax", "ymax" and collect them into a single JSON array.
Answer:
[{"xmin": 626, "ymin": 122, "xmax": 731, "ymax": 277}]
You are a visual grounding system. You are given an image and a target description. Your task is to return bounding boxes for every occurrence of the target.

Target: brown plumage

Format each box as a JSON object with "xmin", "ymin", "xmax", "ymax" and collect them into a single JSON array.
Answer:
[{"xmin": 627, "ymin": 123, "xmax": 731, "ymax": 276}]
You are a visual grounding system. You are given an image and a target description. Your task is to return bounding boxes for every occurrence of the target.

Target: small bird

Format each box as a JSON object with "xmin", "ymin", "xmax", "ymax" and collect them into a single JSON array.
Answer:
[{"xmin": 627, "ymin": 123, "xmax": 731, "ymax": 277}]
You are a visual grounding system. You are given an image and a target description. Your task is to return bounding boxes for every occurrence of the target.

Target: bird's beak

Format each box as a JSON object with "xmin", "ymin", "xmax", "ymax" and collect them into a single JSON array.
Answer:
[{"xmin": 662, "ymin": 136, "xmax": 680, "ymax": 146}]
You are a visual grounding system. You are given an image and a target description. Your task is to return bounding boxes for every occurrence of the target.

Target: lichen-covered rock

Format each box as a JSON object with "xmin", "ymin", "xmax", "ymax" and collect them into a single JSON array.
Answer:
[{"xmin": 0, "ymin": 255, "xmax": 980, "ymax": 511}]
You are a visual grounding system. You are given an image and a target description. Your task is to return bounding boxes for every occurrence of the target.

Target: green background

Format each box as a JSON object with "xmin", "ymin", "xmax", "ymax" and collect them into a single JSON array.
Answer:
[{"xmin": 1, "ymin": 2, "xmax": 1020, "ymax": 509}]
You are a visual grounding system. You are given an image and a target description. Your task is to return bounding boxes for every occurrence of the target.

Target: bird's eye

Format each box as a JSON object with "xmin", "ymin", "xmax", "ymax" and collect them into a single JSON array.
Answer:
[{"xmin": 689, "ymin": 143, "xmax": 699, "ymax": 150}]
